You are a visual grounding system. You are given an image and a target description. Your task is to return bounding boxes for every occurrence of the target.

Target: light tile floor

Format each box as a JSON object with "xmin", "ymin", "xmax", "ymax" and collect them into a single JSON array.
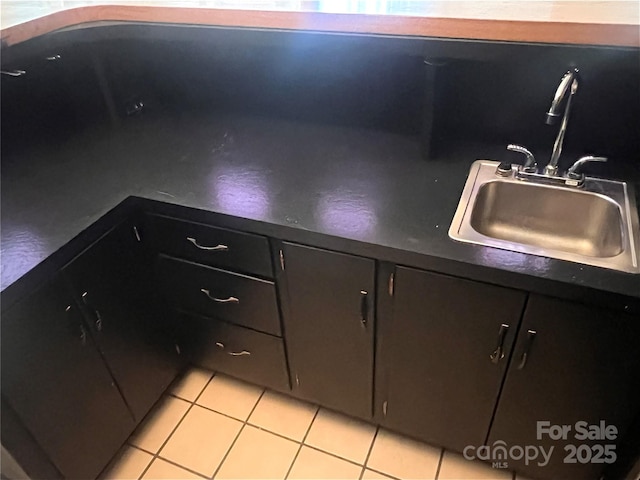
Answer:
[{"xmin": 102, "ymin": 366, "xmax": 529, "ymax": 480}]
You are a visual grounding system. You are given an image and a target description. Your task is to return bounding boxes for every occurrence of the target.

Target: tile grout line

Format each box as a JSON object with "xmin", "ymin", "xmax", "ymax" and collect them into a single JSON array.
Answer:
[
  {"xmin": 189, "ymin": 388, "xmax": 376, "ymax": 470},
  {"xmin": 170, "ymin": 373, "xmax": 378, "ymax": 472},
  {"xmin": 135, "ymin": 370, "xmax": 217, "ymax": 479},
  {"xmin": 135, "ymin": 400, "xmax": 195, "ymax": 479},
  {"xmin": 246, "ymin": 419, "xmax": 314, "ymax": 445},
  {"xmin": 147, "ymin": 455, "xmax": 209, "ymax": 479},
  {"xmin": 193, "ymin": 392, "xmax": 375, "ymax": 471},
  {"xmin": 169, "ymin": 375, "xmax": 339, "ymax": 477},
  {"xmin": 114, "ymin": 369, "xmax": 517, "ymax": 480},
  {"xmin": 434, "ymin": 447, "xmax": 445, "ymax": 480},
  {"xmin": 359, "ymin": 426, "xmax": 379, "ymax": 480},
  {"xmin": 186, "ymin": 394, "xmax": 267, "ymax": 426},
  {"xmin": 284, "ymin": 405, "xmax": 320, "ymax": 479},
  {"xmin": 209, "ymin": 387, "xmax": 267, "ymax": 479},
  {"xmin": 364, "ymin": 466, "xmax": 404, "ymax": 480},
  {"xmin": 302, "ymin": 443, "xmax": 372, "ymax": 469},
  {"xmin": 126, "ymin": 370, "xmax": 444, "ymax": 480},
  {"xmin": 102, "ymin": 366, "xmax": 193, "ymax": 479}
]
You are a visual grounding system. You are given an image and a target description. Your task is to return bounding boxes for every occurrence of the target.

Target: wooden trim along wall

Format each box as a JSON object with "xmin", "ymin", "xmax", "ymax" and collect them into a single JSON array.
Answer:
[{"xmin": 1, "ymin": 5, "xmax": 639, "ymax": 48}]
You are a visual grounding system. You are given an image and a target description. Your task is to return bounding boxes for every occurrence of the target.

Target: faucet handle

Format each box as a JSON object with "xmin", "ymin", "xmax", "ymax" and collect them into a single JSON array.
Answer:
[
  {"xmin": 507, "ymin": 144, "xmax": 537, "ymax": 173},
  {"xmin": 567, "ymin": 156, "xmax": 608, "ymax": 179}
]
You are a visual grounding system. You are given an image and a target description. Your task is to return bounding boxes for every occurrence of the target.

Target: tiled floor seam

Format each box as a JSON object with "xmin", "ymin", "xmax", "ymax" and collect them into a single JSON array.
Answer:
[
  {"xmin": 433, "ymin": 447, "xmax": 445, "ymax": 480},
  {"xmin": 152, "ymin": 455, "xmax": 209, "ymax": 479},
  {"xmin": 302, "ymin": 443, "xmax": 369, "ymax": 469},
  {"xmin": 174, "ymin": 390, "xmax": 385, "ymax": 475},
  {"xmin": 284, "ymin": 406, "xmax": 320, "ymax": 479},
  {"xmin": 246, "ymin": 421, "xmax": 310, "ymax": 444},
  {"xmin": 364, "ymin": 466, "xmax": 404, "ymax": 480},
  {"xmin": 175, "ymin": 392, "xmax": 307, "ymax": 445},
  {"xmin": 359, "ymin": 426, "xmax": 380, "ymax": 480},
  {"xmin": 136, "ymin": 400, "xmax": 196, "ymax": 479},
  {"xmin": 127, "ymin": 370, "xmax": 519, "ymax": 480},
  {"xmin": 210, "ymin": 388, "xmax": 267, "ymax": 479},
  {"xmin": 137, "ymin": 370, "xmax": 217, "ymax": 479}
]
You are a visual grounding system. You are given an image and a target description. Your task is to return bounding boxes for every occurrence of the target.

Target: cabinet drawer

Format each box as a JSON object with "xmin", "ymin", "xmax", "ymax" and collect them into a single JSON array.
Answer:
[
  {"xmin": 146, "ymin": 215, "xmax": 273, "ymax": 278},
  {"xmin": 157, "ymin": 255, "xmax": 281, "ymax": 336},
  {"xmin": 187, "ymin": 315, "xmax": 290, "ymax": 392}
]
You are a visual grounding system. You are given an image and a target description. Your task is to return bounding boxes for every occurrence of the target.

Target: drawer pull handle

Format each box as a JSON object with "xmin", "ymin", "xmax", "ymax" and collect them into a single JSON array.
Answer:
[
  {"xmin": 360, "ymin": 290, "xmax": 368, "ymax": 326},
  {"xmin": 82, "ymin": 291, "xmax": 103, "ymax": 332},
  {"xmin": 201, "ymin": 289, "xmax": 239, "ymax": 304},
  {"xmin": 215, "ymin": 342, "xmax": 250, "ymax": 356},
  {"xmin": 187, "ymin": 237, "xmax": 229, "ymax": 251},
  {"xmin": 228, "ymin": 350, "xmax": 251, "ymax": 356},
  {"xmin": 489, "ymin": 323, "xmax": 509, "ymax": 364},
  {"xmin": 517, "ymin": 329, "xmax": 537, "ymax": 370},
  {"xmin": 1, "ymin": 69, "xmax": 26, "ymax": 77},
  {"xmin": 79, "ymin": 324, "xmax": 87, "ymax": 346}
]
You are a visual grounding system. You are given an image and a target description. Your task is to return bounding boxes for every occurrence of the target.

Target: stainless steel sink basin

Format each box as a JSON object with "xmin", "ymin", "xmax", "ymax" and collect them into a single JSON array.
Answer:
[
  {"xmin": 449, "ymin": 160, "xmax": 640, "ymax": 273},
  {"xmin": 471, "ymin": 181, "xmax": 624, "ymax": 258}
]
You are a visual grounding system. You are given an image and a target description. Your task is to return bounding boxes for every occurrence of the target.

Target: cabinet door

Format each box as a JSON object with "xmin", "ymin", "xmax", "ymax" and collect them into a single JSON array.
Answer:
[
  {"xmin": 380, "ymin": 266, "xmax": 526, "ymax": 451},
  {"xmin": 1, "ymin": 276, "xmax": 134, "ymax": 480},
  {"xmin": 281, "ymin": 243, "xmax": 375, "ymax": 419},
  {"xmin": 64, "ymin": 220, "xmax": 183, "ymax": 422},
  {"xmin": 488, "ymin": 295, "xmax": 640, "ymax": 480}
]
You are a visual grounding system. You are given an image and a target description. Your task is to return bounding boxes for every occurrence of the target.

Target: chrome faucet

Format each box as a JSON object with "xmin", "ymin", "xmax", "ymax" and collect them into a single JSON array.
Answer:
[
  {"xmin": 544, "ymin": 68, "xmax": 579, "ymax": 176},
  {"xmin": 499, "ymin": 67, "xmax": 609, "ymax": 187}
]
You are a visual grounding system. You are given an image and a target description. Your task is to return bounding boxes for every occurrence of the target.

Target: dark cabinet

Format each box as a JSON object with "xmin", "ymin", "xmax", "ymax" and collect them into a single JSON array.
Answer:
[
  {"xmin": 377, "ymin": 266, "xmax": 526, "ymax": 451},
  {"xmin": 157, "ymin": 255, "xmax": 282, "ymax": 336},
  {"xmin": 145, "ymin": 215, "xmax": 274, "ymax": 278},
  {"xmin": 280, "ymin": 242, "xmax": 375, "ymax": 419},
  {"xmin": 184, "ymin": 314, "xmax": 290, "ymax": 391},
  {"xmin": 1, "ymin": 48, "xmax": 108, "ymax": 158},
  {"xmin": 488, "ymin": 294, "xmax": 640, "ymax": 480},
  {"xmin": 0, "ymin": 276, "xmax": 135, "ymax": 480},
  {"xmin": 64, "ymin": 220, "xmax": 183, "ymax": 422}
]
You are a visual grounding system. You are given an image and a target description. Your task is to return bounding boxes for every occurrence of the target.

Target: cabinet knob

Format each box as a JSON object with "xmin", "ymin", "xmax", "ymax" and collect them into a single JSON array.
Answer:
[
  {"xmin": 489, "ymin": 323, "xmax": 509, "ymax": 364},
  {"xmin": 187, "ymin": 237, "xmax": 229, "ymax": 251}
]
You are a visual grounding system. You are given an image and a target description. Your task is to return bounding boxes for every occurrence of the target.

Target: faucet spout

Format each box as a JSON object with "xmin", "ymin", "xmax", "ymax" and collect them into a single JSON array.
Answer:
[{"xmin": 544, "ymin": 69, "xmax": 579, "ymax": 175}]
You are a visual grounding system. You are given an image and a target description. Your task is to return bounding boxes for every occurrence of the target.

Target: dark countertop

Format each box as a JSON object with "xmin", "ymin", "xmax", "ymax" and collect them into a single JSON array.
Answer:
[{"xmin": 2, "ymin": 113, "xmax": 639, "ymax": 309}]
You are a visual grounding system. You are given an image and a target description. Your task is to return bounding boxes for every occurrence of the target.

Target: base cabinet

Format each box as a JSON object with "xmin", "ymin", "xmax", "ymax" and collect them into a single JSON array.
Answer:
[
  {"xmin": 0, "ymin": 276, "xmax": 135, "ymax": 480},
  {"xmin": 184, "ymin": 314, "xmax": 290, "ymax": 391},
  {"xmin": 3, "ymin": 207, "xmax": 639, "ymax": 480},
  {"xmin": 280, "ymin": 242, "xmax": 375, "ymax": 419},
  {"xmin": 64, "ymin": 220, "xmax": 183, "ymax": 422},
  {"xmin": 488, "ymin": 294, "xmax": 640, "ymax": 480},
  {"xmin": 378, "ymin": 266, "xmax": 526, "ymax": 451}
]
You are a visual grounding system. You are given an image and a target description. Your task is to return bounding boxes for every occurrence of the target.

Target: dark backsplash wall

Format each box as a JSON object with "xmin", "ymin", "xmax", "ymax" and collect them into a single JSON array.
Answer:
[
  {"xmin": 2, "ymin": 24, "xmax": 639, "ymax": 166},
  {"xmin": 434, "ymin": 49, "xmax": 640, "ymax": 162},
  {"xmin": 99, "ymin": 37, "xmax": 426, "ymax": 134}
]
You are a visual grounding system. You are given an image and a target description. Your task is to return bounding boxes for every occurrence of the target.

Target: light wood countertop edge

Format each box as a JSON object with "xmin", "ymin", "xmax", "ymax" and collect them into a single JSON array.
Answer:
[{"xmin": 1, "ymin": 5, "xmax": 639, "ymax": 49}]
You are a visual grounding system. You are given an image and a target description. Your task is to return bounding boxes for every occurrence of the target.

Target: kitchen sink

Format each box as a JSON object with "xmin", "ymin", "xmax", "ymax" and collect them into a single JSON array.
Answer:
[{"xmin": 449, "ymin": 160, "xmax": 640, "ymax": 273}]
